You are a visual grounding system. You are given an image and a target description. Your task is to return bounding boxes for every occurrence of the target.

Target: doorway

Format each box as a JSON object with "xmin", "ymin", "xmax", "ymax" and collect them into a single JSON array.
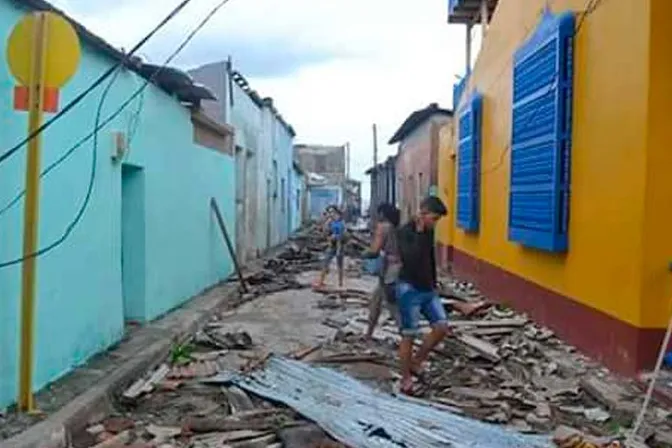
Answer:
[
  {"xmin": 235, "ymin": 146, "xmax": 247, "ymax": 264},
  {"xmin": 121, "ymin": 164, "xmax": 146, "ymax": 322}
]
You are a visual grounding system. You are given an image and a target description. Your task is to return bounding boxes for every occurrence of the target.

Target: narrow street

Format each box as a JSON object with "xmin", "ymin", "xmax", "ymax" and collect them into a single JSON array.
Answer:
[
  {"xmin": 2, "ymin": 0, "xmax": 672, "ymax": 447},
  {"xmin": 59, "ymin": 226, "xmax": 672, "ymax": 448}
]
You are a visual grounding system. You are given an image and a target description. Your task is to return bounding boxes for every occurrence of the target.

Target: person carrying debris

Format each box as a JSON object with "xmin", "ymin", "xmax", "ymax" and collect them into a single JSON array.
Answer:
[
  {"xmin": 362, "ymin": 203, "xmax": 402, "ymax": 339},
  {"xmin": 394, "ymin": 196, "xmax": 452, "ymax": 395},
  {"xmin": 313, "ymin": 206, "xmax": 346, "ymax": 290}
]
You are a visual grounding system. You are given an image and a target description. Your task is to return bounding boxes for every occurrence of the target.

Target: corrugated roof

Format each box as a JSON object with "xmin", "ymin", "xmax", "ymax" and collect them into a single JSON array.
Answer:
[
  {"xmin": 231, "ymin": 70, "xmax": 296, "ymax": 137},
  {"xmin": 388, "ymin": 103, "xmax": 453, "ymax": 144},
  {"xmin": 10, "ymin": 0, "xmax": 214, "ymax": 105},
  {"xmin": 231, "ymin": 357, "xmax": 553, "ymax": 448}
]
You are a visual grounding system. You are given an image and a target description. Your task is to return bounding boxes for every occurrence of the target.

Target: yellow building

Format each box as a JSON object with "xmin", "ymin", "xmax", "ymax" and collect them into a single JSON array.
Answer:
[{"xmin": 440, "ymin": 0, "xmax": 672, "ymax": 375}]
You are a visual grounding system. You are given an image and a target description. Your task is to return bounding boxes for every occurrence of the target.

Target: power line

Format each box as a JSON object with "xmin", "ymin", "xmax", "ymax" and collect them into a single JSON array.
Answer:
[
  {"xmin": 0, "ymin": 0, "xmax": 194, "ymax": 168},
  {"xmin": 0, "ymin": 0, "xmax": 233, "ymax": 269},
  {"xmin": 0, "ymin": 77, "xmax": 145, "ymax": 219}
]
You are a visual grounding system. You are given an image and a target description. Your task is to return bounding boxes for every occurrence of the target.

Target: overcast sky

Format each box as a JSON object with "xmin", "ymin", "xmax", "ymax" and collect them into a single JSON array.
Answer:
[{"xmin": 50, "ymin": 0, "xmax": 478, "ymax": 201}]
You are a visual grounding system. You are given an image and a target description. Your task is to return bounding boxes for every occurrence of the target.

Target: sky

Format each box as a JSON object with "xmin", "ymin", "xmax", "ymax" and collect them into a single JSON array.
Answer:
[{"xmin": 49, "ymin": 0, "xmax": 480, "ymax": 202}]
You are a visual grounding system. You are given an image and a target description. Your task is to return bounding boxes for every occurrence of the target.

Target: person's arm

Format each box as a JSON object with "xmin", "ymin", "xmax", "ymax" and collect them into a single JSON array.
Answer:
[
  {"xmin": 362, "ymin": 223, "xmax": 385, "ymax": 258},
  {"xmin": 430, "ymin": 239, "xmax": 437, "ymax": 288}
]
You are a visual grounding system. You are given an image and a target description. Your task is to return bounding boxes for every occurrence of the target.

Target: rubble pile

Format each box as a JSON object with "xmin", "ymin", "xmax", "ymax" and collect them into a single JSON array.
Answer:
[
  {"xmin": 326, "ymin": 281, "xmax": 672, "ymax": 447},
  {"xmin": 71, "ymin": 227, "xmax": 672, "ymax": 448},
  {"xmin": 234, "ymin": 223, "xmax": 370, "ymax": 298}
]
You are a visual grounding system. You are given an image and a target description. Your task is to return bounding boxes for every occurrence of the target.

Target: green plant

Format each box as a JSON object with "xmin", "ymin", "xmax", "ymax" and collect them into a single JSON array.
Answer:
[{"xmin": 169, "ymin": 341, "xmax": 194, "ymax": 366}]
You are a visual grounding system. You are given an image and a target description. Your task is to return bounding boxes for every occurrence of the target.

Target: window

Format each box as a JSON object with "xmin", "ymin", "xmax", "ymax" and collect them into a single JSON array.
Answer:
[
  {"xmin": 508, "ymin": 10, "xmax": 575, "ymax": 253},
  {"xmin": 272, "ymin": 160, "xmax": 278, "ymax": 198},
  {"xmin": 456, "ymin": 92, "xmax": 483, "ymax": 233}
]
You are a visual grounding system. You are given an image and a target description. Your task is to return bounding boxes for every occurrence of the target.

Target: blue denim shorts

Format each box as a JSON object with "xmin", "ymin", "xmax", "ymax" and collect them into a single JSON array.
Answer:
[
  {"xmin": 396, "ymin": 281, "xmax": 448, "ymax": 337},
  {"xmin": 323, "ymin": 247, "xmax": 344, "ymax": 269}
]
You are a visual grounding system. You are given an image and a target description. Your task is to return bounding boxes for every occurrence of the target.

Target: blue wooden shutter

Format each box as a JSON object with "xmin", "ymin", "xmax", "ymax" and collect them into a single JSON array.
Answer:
[
  {"xmin": 457, "ymin": 93, "xmax": 482, "ymax": 233},
  {"xmin": 508, "ymin": 11, "xmax": 575, "ymax": 252}
]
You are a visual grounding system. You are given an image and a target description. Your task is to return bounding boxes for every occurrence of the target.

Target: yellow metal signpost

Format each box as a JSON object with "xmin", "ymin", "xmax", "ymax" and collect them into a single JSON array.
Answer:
[{"xmin": 6, "ymin": 11, "xmax": 80, "ymax": 412}]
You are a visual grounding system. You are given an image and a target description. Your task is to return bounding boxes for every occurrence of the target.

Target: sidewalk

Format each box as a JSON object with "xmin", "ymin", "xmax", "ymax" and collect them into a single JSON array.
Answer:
[{"xmin": 0, "ymin": 281, "xmax": 241, "ymax": 448}]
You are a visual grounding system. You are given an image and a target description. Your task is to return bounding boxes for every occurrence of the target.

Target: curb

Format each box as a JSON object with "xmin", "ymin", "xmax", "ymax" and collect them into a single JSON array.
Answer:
[{"xmin": 1, "ymin": 282, "xmax": 239, "ymax": 448}]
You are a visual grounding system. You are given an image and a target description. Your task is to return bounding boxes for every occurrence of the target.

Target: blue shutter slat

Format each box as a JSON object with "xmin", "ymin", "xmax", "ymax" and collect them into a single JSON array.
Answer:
[
  {"xmin": 456, "ymin": 93, "xmax": 482, "ymax": 233},
  {"xmin": 508, "ymin": 10, "xmax": 575, "ymax": 253}
]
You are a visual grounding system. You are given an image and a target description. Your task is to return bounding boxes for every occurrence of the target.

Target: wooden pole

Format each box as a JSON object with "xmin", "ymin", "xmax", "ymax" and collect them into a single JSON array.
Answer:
[
  {"xmin": 18, "ymin": 11, "xmax": 48, "ymax": 412},
  {"xmin": 210, "ymin": 198, "xmax": 248, "ymax": 293}
]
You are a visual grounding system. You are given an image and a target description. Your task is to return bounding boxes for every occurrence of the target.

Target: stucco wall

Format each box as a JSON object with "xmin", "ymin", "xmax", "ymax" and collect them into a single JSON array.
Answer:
[
  {"xmin": 0, "ymin": 3, "xmax": 235, "ymax": 409},
  {"xmin": 190, "ymin": 65, "xmax": 296, "ymax": 258},
  {"xmin": 441, "ymin": 0, "xmax": 670, "ymax": 373},
  {"xmin": 396, "ymin": 115, "xmax": 451, "ymax": 221}
]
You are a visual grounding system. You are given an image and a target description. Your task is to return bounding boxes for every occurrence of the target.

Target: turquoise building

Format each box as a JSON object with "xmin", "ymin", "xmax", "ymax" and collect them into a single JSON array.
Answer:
[{"xmin": 0, "ymin": 0, "xmax": 236, "ymax": 409}]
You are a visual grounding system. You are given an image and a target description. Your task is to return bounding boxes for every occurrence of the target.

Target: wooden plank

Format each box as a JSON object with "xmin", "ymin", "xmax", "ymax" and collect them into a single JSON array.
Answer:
[
  {"xmin": 449, "ymin": 318, "xmax": 527, "ymax": 328},
  {"xmin": 455, "ymin": 334, "xmax": 501, "ymax": 362}
]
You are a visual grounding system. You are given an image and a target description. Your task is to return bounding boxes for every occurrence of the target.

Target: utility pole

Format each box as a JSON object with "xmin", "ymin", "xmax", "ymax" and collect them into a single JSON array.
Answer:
[
  {"xmin": 345, "ymin": 142, "xmax": 350, "ymax": 179},
  {"xmin": 372, "ymin": 124, "xmax": 378, "ymax": 168}
]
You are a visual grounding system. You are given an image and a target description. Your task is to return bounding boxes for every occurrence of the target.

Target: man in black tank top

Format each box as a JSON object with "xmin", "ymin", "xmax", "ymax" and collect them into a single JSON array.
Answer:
[{"xmin": 395, "ymin": 196, "xmax": 449, "ymax": 395}]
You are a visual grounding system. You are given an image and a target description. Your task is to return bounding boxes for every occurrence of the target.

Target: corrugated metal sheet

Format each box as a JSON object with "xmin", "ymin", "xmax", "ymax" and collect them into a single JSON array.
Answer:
[{"xmin": 232, "ymin": 357, "xmax": 552, "ymax": 448}]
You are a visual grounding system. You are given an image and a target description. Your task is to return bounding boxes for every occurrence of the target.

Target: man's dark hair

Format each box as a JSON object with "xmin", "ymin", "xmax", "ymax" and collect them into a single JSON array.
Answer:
[
  {"xmin": 377, "ymin": 203, "xmax": 401, "ymax": 227},
  {"xmin": 420, "ymin": 196, "xmax": 448, "ymax": 216}
]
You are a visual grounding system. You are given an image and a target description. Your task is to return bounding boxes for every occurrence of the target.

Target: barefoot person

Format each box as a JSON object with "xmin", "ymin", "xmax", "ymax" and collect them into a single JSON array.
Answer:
[
  {"xmin": 313, "ymin": 206, "xmax": 346, "ymax": 290},
  {"xmin": 363, "ymin": 203, "xmax": 402, "ymax": 339},
  {"xmin": 395, "ymin": 196, "xmax": 450, "ymax": 395}
]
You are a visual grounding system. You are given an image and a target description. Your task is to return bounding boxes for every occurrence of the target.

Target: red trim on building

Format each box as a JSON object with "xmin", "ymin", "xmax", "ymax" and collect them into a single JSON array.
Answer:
[{"xmin": 451, "ymin": 247, "xmax": 665, "ymax": 377}]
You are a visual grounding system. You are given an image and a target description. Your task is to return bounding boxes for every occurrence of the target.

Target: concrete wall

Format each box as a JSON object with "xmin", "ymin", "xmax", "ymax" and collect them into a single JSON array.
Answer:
[
  {"xmin": 294, "ymin": 144, "xmax": 346, "ymax": 185},
  {"xmin": 396, "ymin": 115, "xmax": 451, "ymax": 221},
  {"xmin": 441, "ymin": 0, "xmax": 670, "ymax": 375},
  {"xmin": 368, "ymin": 156, "xmax": 398, "ymax": 217},
  {"xmin": 0, "ymin": 3, "xmax": 235, "ymax": 409},
  {"xmin": 308, "ymin": 186, "xmax": 342, "ymax": 219},
  {"xmin": 189, "ymin": 64, "xmax": 296, "ymax": 259},
  {"xmin": 289, "ymin": 166, "xmax": 305, "ymax": 232}
]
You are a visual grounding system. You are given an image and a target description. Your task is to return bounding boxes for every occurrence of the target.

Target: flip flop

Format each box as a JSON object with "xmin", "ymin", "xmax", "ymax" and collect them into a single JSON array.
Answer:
[
  {"xmin": 399, "ymin": 379, "xmax": 416, "ymax": 396},
  {"xmin": 410, "ymin": 366, "xmax": 427, "ymax": 384}
]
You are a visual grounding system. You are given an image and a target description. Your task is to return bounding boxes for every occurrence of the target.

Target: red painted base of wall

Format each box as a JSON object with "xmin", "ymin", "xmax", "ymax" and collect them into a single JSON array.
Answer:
[{"xmin": 450, "ymin": 247, "xmax": 665, "ymax": 377}]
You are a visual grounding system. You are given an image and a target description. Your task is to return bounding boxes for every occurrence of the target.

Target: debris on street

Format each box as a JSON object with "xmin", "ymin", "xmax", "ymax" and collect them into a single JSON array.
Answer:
[{"xmin": 69, "ymin": 224, "xmax": 672, "ymax": 448}]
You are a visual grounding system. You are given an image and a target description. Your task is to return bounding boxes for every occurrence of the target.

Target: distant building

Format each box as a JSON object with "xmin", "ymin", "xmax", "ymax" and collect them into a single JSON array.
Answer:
[
  {"xmin": 190, "ymin": 62, "xmax": 304, "ymax": 262},
  {"xmin": 294, "ymin": 144, "xmax": 347, "ymax": 185},
  {"xmin": 389, "ymin": 103, "xmax": 453, "ymax": 222},
  {"xmin": 293, "ymin": 144, "xmax": 360, "ymax": 221},
  {"xmin": 366, "ymin": 155, "xmax": 398, "ymax": 219}
]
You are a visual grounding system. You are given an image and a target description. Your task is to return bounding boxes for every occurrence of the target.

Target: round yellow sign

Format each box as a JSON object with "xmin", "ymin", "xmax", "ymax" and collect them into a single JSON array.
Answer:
[{"xmin": 6, "ymin": 11, "xmax": 81, "ymax": 88}]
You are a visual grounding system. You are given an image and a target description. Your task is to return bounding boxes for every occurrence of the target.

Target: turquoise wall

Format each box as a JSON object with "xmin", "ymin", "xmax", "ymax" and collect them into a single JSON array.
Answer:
[{"xmin": 0, "ymin": 2, "xmax": 235, "ymax": 409}]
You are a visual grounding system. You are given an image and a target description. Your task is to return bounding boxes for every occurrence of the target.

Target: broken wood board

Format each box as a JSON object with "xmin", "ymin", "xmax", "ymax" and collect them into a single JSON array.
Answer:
[
  {"xmin": 449, "ymin": 318, "xmax": 528, "ymax": 329},
  {"xmin": 464, "ymin": 327, "xmax": 516, "ymax": 337},
  {"xmin": 454, "ymin": 334, "xmax": 501, "ymax": 362},
  {"xmin": 122, "ymin": 363, "xmax": 170, "ymax": 400},
  {"xmin": 311, "ymin": 353, "xmax": 386, "ymax": 364}
]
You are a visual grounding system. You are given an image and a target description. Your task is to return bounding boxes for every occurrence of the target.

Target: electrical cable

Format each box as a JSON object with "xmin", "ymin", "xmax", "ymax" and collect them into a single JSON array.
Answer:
[
  {"xmin": 0, "ymin": 0, "xmax": 194, "ymax": 168},
  {"xmin": 0, "ymin": 73, "xmax": 145, "ymax": 219},
  {"xmin": 0, "ymin": 0, "xmax": 233, "ymax": 269}
]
